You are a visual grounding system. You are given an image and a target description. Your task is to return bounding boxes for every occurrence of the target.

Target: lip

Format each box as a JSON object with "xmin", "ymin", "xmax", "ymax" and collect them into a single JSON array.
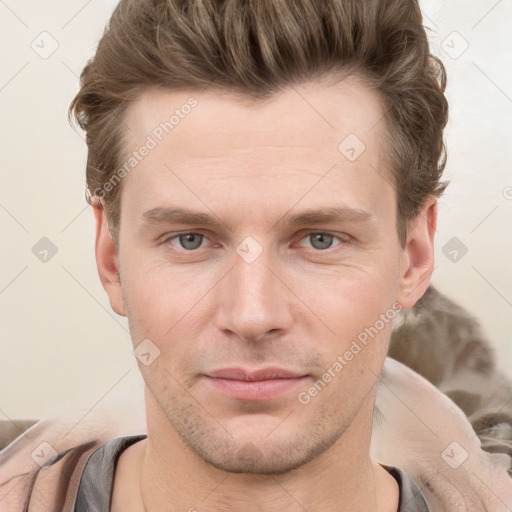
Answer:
[
  {"xmin": 204, "ymin": 367, "xmax": 309, "ymax": 401},
  {"xmin": 207, "ymin": 367, "xmax": 306, "ymax": 381}
]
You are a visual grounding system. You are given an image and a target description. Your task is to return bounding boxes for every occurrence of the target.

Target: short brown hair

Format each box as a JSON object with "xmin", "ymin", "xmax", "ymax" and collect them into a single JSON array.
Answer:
[{"xmin": 69, "ymin": 0, "xmax": 449, "ymax": 248}]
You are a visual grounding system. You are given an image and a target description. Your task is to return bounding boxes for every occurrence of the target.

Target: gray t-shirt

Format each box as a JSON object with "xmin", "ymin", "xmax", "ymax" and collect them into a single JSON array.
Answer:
[{"xmin": 75, "ymin": 435, "xmax": 429, "ymax": 512}]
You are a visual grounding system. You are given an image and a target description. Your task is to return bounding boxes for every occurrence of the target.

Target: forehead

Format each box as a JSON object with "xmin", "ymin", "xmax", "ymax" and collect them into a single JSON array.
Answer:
[
  {"xmin": 124, "ymin": 75, "xmax": 387, "ymax": 160},
  {"xmin": 119, "ymin": 75, "xmax": 394, "ymax": 226}
]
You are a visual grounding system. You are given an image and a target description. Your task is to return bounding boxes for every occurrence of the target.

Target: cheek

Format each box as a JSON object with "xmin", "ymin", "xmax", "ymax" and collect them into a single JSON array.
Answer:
[
  {"xmin": 296, "ymin": 259, "xmax": 400, "ymax": 325},
  {"xmin": 293, "ymin": 263, "xmax": 400, "ymax": 382},
  {"xmin": 120, "ymin": 252, "xmax": 217, "ymax": 345}
]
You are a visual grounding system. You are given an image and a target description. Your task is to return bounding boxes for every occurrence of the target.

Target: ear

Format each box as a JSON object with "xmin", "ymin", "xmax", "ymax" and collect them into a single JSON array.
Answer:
[
  {"xmin": 396, "ymin": 196, "xmax": 437, "ymax": 310},
  {"xmin": 92, "ymin": 200, "xmax": 126, "ymax": 317}
]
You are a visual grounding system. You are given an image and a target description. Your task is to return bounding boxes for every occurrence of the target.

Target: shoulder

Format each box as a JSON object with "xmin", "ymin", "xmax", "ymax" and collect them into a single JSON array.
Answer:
[
  {"xmin": 0, "ymin": 418, "xmax": 111, "ymax": 512},
  {"xmin": 76, "ymin": 435, "xmax": 147, "ymax": 512},
  {"xmin": 0, "ymin": 406, "xmax": 146, "ymax": 512},
  {"xmin": 381, "ymin": 465, "xmax": 430, "ymax": 512}
]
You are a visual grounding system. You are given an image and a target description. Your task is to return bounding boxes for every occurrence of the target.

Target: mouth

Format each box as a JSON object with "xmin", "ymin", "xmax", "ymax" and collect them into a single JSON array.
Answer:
[{"xmin": 203, "ymin": 367, "xmax": 310, "ymax": 401}]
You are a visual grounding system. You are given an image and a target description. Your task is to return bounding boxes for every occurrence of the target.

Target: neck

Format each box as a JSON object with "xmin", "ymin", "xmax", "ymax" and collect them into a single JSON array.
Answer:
[{"xmin": 131, "ymin": 391, "xmax": 398, "ymax": 512}]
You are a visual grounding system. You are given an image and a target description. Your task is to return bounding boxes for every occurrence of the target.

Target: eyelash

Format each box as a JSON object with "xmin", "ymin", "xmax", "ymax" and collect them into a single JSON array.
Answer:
[{"xmin": 160, "ymin": 231, "xmax": 348, "ymax": 253}]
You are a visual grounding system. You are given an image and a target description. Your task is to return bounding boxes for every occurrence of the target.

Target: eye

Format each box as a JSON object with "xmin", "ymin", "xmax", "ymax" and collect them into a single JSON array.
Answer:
[
  {"xmin": 168, "ymin": 233, "xmax": 206, "ymax": 251},
  {"xmin": 297, "ymin": 232, "xmax": 344, "ymax": 251}
]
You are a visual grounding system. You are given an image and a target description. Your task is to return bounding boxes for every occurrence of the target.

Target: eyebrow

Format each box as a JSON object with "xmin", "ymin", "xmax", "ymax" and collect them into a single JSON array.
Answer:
[
  {"xmin": 142, "ymin": 207, "xmax": 226, "ymax": 228},
  {"xmin": 279, "ymin": 206, "xmax": 373, "ymax": 226},
  {"xmin": 141, "ymin": 206, "xmax": 373, "ymax": 229}
]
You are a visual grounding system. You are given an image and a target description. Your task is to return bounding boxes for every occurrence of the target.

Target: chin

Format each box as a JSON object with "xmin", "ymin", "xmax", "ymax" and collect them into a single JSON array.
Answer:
[
  {"xmin": 199, "ymin": 440, "xmax": 318, "ymax": 475},
  {"xmin": 175, "ymin": 415, "xmax": 347, "ymax": 475}
]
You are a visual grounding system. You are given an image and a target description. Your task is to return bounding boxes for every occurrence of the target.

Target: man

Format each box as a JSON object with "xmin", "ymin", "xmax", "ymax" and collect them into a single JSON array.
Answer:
[{"xmin": 1, "ymin": 0, "xmax": 511, "ymax": 510}]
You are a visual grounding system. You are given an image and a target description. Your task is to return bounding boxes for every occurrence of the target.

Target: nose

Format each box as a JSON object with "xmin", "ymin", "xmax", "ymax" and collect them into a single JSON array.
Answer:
[{"xmin": 214, "ymin": 244, "xmax": 294, "ymax": 343}]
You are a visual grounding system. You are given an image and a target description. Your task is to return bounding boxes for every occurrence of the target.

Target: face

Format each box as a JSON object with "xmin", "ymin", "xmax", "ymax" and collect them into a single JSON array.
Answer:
[{"xmin": 96, "ymin": 74, "xmax": 435, "ymax": 475}]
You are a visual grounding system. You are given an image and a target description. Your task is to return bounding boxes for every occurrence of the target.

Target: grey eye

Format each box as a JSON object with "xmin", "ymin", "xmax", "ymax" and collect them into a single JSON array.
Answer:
[
  {"xmin": 178, "ymin": 233, "xmax": 204, "ymax": 250},
  {"xmin": 309, "ymin": 233, "xmax": 334, "ymax": 250}
]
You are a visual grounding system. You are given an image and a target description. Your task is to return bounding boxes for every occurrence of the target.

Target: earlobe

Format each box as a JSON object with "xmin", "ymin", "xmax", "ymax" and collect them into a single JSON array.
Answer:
[
  {"xmin": 396, "ymin": 197, "xmax": 437, "ymax": 310},
  {"xmin": 92, "ymin": 200, "xmax": 126, "ymax": 317}
]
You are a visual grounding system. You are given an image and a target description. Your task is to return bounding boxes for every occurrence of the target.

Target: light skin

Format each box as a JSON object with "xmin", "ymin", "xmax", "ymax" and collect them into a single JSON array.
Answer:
[{"xmin": 94, "ymin": 74, "xmax": 437, "ymax": 511}]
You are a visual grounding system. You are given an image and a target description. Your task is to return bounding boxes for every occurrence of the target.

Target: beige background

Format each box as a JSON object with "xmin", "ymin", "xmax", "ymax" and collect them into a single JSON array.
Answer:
[{"xmin": 0, "ymin": 0, "xmax": 511, "ymax": 421}]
